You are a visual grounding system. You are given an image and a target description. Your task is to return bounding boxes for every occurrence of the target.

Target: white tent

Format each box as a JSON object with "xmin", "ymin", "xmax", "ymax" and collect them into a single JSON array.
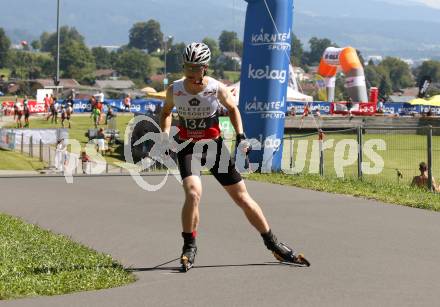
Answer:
[
  {"xmin": 226, "ymin": 81, "xmax": 313, "ymax": 104},
  {"xmin": 286, "ymin": 86, "xmax": 313, "ymax": 102}
]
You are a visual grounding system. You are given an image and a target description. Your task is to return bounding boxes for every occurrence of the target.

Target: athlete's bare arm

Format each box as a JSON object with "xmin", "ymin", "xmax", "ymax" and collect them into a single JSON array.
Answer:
[
  {"xmin": 217, "ymin": 83, "xmax": 243, "ymax": 135},
  {"xmin": 160, "ymin": 85, "xmax": 175, "ymax": 135}
]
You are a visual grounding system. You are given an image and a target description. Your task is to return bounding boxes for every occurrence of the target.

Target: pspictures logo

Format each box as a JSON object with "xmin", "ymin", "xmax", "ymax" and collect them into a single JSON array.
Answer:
[
  {"xmin": 251, "ymin": 28, "xmax": 291, "ymax": 51},
  {"xmin": 248, "ymin": 64, "xmax": 287, "ymax": 84},
  {"xmin": 189, "ymin": 98, "xmax": 201, "ymax": 107}
]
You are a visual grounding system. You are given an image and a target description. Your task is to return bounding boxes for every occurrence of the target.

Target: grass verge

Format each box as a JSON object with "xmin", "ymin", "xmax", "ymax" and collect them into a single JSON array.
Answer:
[
  {"xmin": 0, "ymin": 213, "xmax": 135, "ymax": 300},
  {"xmin": 0, "ymin": 148, "xmax": 45, "ymax": 170},
  {"xmin": 5, "ymin": 114, "xmax": 134, "ymax": 165},
  {"xmin": 247, "ymin": 172, "xmax": 440, "ymax": 211}
]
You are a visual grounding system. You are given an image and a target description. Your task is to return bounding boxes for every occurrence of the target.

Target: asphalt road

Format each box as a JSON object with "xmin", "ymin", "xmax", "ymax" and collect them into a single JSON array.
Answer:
[{"xmin": 1, "ymin": 175, "xmax": 439, "ymax": 307}]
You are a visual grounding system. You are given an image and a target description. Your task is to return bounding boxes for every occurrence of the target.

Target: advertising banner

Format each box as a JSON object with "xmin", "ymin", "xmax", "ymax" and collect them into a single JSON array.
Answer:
[{"xmin": 239, "ymin": 0, "xmax": 293, "ymax": 171}]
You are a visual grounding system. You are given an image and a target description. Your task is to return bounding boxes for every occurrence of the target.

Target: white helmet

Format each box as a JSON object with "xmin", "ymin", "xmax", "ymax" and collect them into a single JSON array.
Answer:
[{"xmin": 184, "ymin": 42, "xmax": 211, "ymax": 65}]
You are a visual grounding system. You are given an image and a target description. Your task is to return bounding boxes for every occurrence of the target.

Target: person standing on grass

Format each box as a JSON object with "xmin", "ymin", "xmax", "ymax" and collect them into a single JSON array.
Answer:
[
  {"xmin": 23, "ymin": 96, "xmax": 30, "ymax": 128},
  {"xmin": 411, "ymin": 162, "xmax": 440, "ymax": 192},
  {"xmin": 91, "ymin": 106, "xmax": 101, "ymax": 128},
  {"xmin": 44, "ymin": 94, "xmax": 51, "ymax": 114},
  {"xmin": 96, "ymin": 128, "xmax": 106, "ymax": 156},
  {"xmin": 15, "ymin": 98, "xmax": 23, "ymax": 128}
]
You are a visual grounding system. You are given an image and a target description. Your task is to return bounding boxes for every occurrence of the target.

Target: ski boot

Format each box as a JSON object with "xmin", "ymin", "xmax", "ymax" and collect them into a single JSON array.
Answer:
[
  {"xmin": 180, "ymin": 232, "xmax": 197, "ymax": 272},
  {"xmin": 261, "ymin": 230, "xmax": 310, "ymax": 267}
]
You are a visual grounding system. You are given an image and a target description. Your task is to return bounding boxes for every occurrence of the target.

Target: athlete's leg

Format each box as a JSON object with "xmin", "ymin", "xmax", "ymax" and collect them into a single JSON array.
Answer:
[
  {"xmin": 223, "ymin": 180, "xmax": 270, "ymax": 234},
  {"xmin": 181, "ymin": 175, "xmax": 202, "ymax": 233}
]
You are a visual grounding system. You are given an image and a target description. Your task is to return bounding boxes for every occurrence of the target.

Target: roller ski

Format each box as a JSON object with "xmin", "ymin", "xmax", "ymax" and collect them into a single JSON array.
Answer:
[
  {"xmin": 180, "ymin": 232, "xmax": 197, "ymax": 272},
  {"xmin": 262, "ymin": 230, "xmax": 310, "ymax": 267}
]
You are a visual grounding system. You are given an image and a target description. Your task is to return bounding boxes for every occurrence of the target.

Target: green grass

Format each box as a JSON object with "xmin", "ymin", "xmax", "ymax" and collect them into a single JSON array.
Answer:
[
  {"xmin": 223, "ymin": 71, "xmax": 240, "ymax": 83},
  {"xmin": 0, "ymin": 148, "xmax": 45, "ymax": 170},
  {"xmin": 6, "ymin": 114, "xmax": 135, "ymax": 165},
  {"xmin": 0, "ymin": 68, "xmax": 10, "ymax": 79},
  {"xmin": 150, "ymin": 56, "xmax": 164, "ymax": 74},
  {"xmin": 248, "ymin": 172, "xmax": 440, "ymax": 211},
  {"xmin": 0, "ymin": 213, "xmax": 135, "ymax": 300}
]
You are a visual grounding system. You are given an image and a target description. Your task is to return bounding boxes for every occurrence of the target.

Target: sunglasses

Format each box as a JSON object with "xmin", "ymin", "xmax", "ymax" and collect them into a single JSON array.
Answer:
[{"xmin": 183, "ymin": 64, "xmax": 206, "ymax": 72}]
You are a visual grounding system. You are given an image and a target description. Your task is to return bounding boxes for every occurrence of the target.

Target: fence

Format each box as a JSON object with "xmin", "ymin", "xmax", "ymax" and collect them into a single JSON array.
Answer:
[
  {"xmin": 1, "ymin": 126, "xmax": 439, "ymax": 192},
  {"xmin": 281, "ymin": 126, "xmax": 440, "ymax": 192}
]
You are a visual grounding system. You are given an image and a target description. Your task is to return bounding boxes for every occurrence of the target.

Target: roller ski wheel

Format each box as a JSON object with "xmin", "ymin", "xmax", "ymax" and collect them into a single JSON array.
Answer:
[
  {"xmin": 180, "ymin": 245, "xmax": 197, "ymax": 273},
  {"xmin": 180, "ymin": 255, "xmax": 194, "ymax": 272},
  {"xmin": 273, "ymin": 243, "xmax": 311, "ymax": 267}
]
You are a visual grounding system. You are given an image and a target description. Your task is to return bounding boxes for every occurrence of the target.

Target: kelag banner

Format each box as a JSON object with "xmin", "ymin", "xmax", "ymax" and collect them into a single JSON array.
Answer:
[
  {"xmin": 382, "ymin": 103, "xmax": 440, "ymax": 116},
  {"xmin": 1, "ymin": 99, "xmax": 163, "ymax": 114},
  {"xmin": 72, "ymin": 99, "xmax": 163, "ymax": 113},
  {"xmin": 287, "ymin": 102, "xmax": 331, "ymax": 115},
  {"xmin": 239, "ymin": 0, "xmax": 293, "ymax": 172}
]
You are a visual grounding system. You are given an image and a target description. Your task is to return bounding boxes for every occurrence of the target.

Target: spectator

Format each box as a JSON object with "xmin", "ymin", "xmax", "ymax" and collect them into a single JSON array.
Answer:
[
  {"xmin": 15, "ymin": 98, "xmax": 23, "ymax": 128},
  {"xmin": 80, "ymin": 151, "xmax": 91, "ymax": 174},
  {"xmin": 411, "ymin": 162, "xmax": 440, "ymax": 192},
  {"xmin": 96, "ymin": 128, "xmax": 106, "ymax": 155},
  {"xmin": 91, "ymin": 106, "xmax": 101, "ymax": 128},
  {"xmin": 63, "ymin": 95, "xmax": 74, "ymax": 107},
  {"xmin": 47, "ymin": 95, "xmax": 58, "ymax": 123},
  {"xmin": 54, "ymin": 139, "xmax": 66, "ymax": 172},
  {"xmin": 95, "ymin": 91, "xmax": 105, "ymax": 104},
  {"xmin": 13, "ymin": 96, "xmax": 18, "ymax": 121},
  {"xmin": 377, "ymin": 98, "xmax": 384, "ymax": 113},
  {"xmin": 89, "ymin": 95, "xmax": 97, "ymax": 110},
  {"xmin": 346, "ymin": 97, "xmax": 353, "ymax": 117},
  {"xmin": 427, "ymin": 108, "xmax": 433, "ymax": 117},
  {"xmin": 23, "ymin": 96, "xmax": 30, "ymax": 128},
  {"xmin": 60, "ymin": 106, "xmax": 71, "ymax": 128},
  {"xmin": 96, "ymin": 99, "xmax": 104, "ymax": 124},
  {"xmin": 290, "ymin": 106, "xmax": 296, "ymax": 117},
  {"xmin": 44, "ymin": 94, "xmax": 51, "ymax": 114},
  {"xmin": 105, "ymin": 106, "xmax": 115, "ymax": 125},
  {"xmin": 124, "ymin": 94, "xmax": 131, "ymax": 112}
]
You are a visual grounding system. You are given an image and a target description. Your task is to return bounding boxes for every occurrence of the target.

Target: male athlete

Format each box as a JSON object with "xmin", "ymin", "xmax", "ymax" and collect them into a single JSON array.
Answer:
[{"xmin": 160, "ymin": 42, "xmax": 309, "ymax": 271}]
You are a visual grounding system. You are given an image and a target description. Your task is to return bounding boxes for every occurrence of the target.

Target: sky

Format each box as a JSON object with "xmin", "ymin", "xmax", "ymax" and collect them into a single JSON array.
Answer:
[{"xmin": 413, "ymin": 0, "xmax": 440, "ymax": 8}]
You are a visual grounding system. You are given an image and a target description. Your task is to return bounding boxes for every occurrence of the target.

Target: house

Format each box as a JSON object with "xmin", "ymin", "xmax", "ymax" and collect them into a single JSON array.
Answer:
[
  {"xmin": 94, "ymin": 80, "xmax": 135, "ymax": 91},
  {"xmin": 217, "ymin": 52, "xmax": 242, "ymax": 68},
  {"xmin": 94, "ymin": 69, "xmax": 118, "ymax": 80},
  {"xmin": 35, "ymin": 78, "xmax": 80, "ymax": 88}
]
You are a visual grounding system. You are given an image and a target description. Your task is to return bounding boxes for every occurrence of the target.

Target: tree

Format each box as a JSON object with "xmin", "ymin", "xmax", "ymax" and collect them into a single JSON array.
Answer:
[
  {"xmin": 31, "ymin": 40, "xmax": 41, "ymax": 51},
  {"xmin": 7, "ymin": 50, "xmax": 54, "ymax": 79},
  {"xmin": 376, "ymin": 66, "xmax": 393, "ymax": 100},
  {"xmin": 379, "ymin": 57, "xmax": 413, "ymax": 91},
  {"xmin": 39, "ymin": 32, "xmax": 51, "ymax": 50},
  {"xmin": 415, "ymin": 60, "xmax": 440, "ymax": 83},
  {"xmin": 60, "ymin": 40, "xmax": 96, "ymax": 81},
  {"xmin": 166, "ymin": 42, "xmax": 186, "ymax": 73},
  {"xmin": 114, "ymin": 48, "xmax": 152, "ymax": 80},
  {"xmin": 0, "ymin": 28, "xmax": 11, "ymax": 68},
  {"xmin": 364, "ymin": 63, "xmax": 392, "ymax": 99},
  {"xmin": 364, "ymin": 64, "xmax": 381, "ymax": 87},
  {"xmin": 92, "ymin": 47, "xmax": 112, "ymax": 69},
  {"xmin": 129, "ymin": 20, "xmax": 164, "ymax": 53},
  {"xmin": 202, "ymin": 37, "xmax": 221, "ymax": 62},
  {"xmin": 305, "ymin": 37, "xmax": 337, "ymax": 66},
  {"xmin": 40, "ymin": 26, "xmax": 85, "ymax": 55},
  {"xmin": 218, "ymin": 31, "xmax": 242, "ymax": 55},
  {"xmin": 290, "ymin": 34, "xmax": 304, "ymax": 67}
]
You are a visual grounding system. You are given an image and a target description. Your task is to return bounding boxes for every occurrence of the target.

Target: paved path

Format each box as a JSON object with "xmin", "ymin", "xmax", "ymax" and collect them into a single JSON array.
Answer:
[{"xmin": 1, "ymin": 175, "xmax": 439, "ymax": 306}]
